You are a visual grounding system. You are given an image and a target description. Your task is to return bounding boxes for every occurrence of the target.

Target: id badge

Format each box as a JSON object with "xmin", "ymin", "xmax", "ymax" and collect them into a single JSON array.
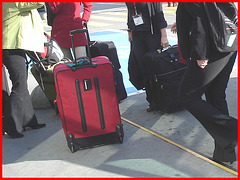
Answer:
[
  {"xmin": 227, "ymin": 33, "xmax": 237, "ymax": 47},
  {"xmin": 133, "ymin": 14, "xmax": 144, "ymax": 26}
]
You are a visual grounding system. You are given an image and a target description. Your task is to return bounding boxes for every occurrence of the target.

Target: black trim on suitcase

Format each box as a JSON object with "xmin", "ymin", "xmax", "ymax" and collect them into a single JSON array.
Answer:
[
  {"xmin": 67, "ymin": 124, "xmax": 124, "ymax": 153},
  {"xmin": 75, "ymin": 79, "xmax": 87, "ymax": 132},
  {"xmin": 94, "ymin": 77, "xmax": 105, "ymax": 130}
]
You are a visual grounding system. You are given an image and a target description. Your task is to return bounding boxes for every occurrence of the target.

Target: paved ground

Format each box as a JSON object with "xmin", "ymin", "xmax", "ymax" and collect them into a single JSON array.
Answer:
[
  {"xmin": 2, "ymin": 67, "xmax": 238, "ymax": 177},
  {"xmin": 2, "ymin": 3, "xmax": 238, "ymax": 178}
]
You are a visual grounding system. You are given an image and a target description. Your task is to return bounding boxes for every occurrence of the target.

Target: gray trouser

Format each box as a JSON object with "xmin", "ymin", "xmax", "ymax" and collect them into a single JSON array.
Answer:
[{"xmin": 3, "ymin": 49, "xmax": 38, "ymax": 133}]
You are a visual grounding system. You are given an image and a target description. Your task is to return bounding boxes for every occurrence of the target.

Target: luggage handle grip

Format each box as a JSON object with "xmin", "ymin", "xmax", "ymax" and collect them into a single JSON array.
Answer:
[
  {"xmin": 70, "ymin": 29, "xmax": 88, "ymax": 36},
  {"xmin": 71, "ymin": 62, "xmax": 97, "ymax": 71}
]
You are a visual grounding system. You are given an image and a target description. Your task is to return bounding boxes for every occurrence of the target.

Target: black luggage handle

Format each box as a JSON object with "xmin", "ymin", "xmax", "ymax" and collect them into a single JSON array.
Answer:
[
  {"xmin": 70, "ymin": 28, "xmax": 87, "ymax": 36},
  {"xmin": 69, "ymin": 26, "xmax": 94, "ymax": 69}
]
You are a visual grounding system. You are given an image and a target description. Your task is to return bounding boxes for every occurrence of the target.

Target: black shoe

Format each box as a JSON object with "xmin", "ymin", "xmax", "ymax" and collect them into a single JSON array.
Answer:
[
  {"xmin": 6, "ymin": 131, "xmax": 24, "ymax": 138},
  {"xmin": 209, "ymin": 157, "xmax": 235, "ymax": 165},
  {"xmin": 23, "ymin": 123, "xmax": 46, "ymax": 131},
  {"xmin": 147, "ymin": 104, "xmax": 156, "ymax": 112}
]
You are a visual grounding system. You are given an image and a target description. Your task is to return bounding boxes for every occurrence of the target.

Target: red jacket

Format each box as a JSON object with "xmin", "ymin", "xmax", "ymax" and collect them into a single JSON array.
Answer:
[{"xmin": 49, "ymin": 2, "xmax": 92, "ymax": 48}]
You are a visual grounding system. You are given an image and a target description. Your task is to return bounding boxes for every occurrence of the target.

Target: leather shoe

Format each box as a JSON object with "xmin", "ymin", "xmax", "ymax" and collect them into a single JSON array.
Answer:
[
  {"xmin": 6, "ymin": 131, "xmax": 24, "ymax": 138},
  {"xmin": 23, "ymin": 123, "xmax": 46, "ymax": 131},
  {"xmin": 147, "ymin": 104, "xmax": 156, "ymax": 112}
]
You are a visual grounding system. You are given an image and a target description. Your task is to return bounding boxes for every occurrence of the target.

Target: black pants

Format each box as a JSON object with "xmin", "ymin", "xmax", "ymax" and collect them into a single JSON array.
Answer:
[
  {"xmin": 131, "ymin": 31, "xmax": 161, "ymax": 103},
  {"xmin": 3, "ymin": 49, "xmax": 38, "ymax": 133},
  {"xmin": 178, "ymin": 51, "xmax": 237, "ymax": 162}
]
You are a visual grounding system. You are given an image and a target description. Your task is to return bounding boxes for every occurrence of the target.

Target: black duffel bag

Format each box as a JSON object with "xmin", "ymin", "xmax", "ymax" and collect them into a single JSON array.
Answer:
[{"xmin": 143, "ymin": 45, "xmax": 188, "ymax": 113}]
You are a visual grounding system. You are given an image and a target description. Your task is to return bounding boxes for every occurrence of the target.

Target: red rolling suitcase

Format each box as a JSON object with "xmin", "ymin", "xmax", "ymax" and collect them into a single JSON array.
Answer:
[{"xmin": 54, "ymin": 29, "xmax": 124, "ymax": 152}]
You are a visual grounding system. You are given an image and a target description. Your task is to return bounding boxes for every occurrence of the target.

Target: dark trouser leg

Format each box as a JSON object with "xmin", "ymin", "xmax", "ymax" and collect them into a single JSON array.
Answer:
[
  {"xmin": 178, "ymin": 51, "xmax": 237, "ymax": 162},
  {"xmin": 204, "ymin": 52, "xmax": 236, "ymax": 115},
  {"xmin": 132, "ymin": 31, "xmax": 161, "ymax": 104},
  {"xmin": 3, "ymin": 49, "xmax": 38, "ymax": 133}
]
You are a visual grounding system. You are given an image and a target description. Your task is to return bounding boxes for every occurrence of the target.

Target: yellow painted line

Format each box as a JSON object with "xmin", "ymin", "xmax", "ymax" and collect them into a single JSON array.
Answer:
[
  {"xmin": 121, "ymin": 117, "xmax": 238, "ymax": 176},
  {"xmin": 90, "ymin": 15, "xmax": 126, "ymax": 22},
  {"xmin": 88, "ymin": 21, "xmax": 112, "ymax": 27},
  {"xmin": 163, "ymin": 10, "xmax": 176, "ymax": 14}
]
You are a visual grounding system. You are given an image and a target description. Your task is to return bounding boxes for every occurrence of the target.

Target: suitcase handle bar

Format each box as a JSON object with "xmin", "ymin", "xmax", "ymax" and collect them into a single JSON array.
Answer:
[
  {"xmin": 70, "ymin": 29, "xmax": 87, "ymax": 36},
  {"xmin": 70, "ymin": 27, "xmax": 94, "ymax": 69}
]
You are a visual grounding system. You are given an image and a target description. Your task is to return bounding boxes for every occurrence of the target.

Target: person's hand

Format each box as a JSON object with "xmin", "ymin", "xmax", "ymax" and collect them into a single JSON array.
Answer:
[
  {"xmin": 161, "ymin": 36, "xmax": 169, "ymax": 48},
  {"xmin": 128, "ymin": 31, "xmax": 132, "ymax": 42},
  {"xmin": 160, "ymin": 28, "xmax": 169, "ymax": 48},
  {"xmin": 171, "ymin": 22, "xmax": 177, "ymax": 34},
  {"xmin": 197, "ymin": 59, "xmax": 209, "ymax": 69}
]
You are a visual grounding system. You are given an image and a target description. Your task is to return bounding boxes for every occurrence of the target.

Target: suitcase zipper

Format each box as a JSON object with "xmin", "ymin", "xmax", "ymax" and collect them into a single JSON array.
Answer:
[
  {"xmin": 75, "ymin": 79, "xmax": 87, "ymax": 132},
  {"xmin": 94, "ymin": 77, "xmax": 105, "ymax": 130}
]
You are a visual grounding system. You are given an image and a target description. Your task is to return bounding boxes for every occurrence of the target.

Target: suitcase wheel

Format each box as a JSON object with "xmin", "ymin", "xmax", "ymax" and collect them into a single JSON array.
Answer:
[
  {"xmin": 67, "ymin": 133, "xmax": 75, "ymax": 153},
  {"xmin": 118, "ymin": 136, "xmax": 123, "ymax": 144},
  {"xmin": 53, "ymin": 100, "xmax": 59, "ymax": 116},
  {"xmin": 115, "ymin": 124, "xmax": 124, "ymax": 144}
]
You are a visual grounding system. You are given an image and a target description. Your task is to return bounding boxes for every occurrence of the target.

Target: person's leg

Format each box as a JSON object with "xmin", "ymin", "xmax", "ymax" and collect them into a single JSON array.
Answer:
[
  {"xmin": 205, "ymin": 51, "xmax": 236, "ymax": 115},
  {"xmin": 205, "ymin": 52, "xmax": 237, "ymax": 162},
  {"xmin": 61, "ymin": 48, "xmax": 73, "ymax": 60},
  {"xmin": 3, "ymin": 49, "xmax": 45, "ymax": 135},
  {"xmin": 144, "ymin": 32, "xmax": 162, "ymax": 111},
  {"xmin": 3, "ymin": 49, "xmax": 27, "ymax": 137},
  {"xmin": 178, "ymin": 52, "xmax": 237, "ymax": 162},
  {"xmin": 132, "ymin": 31, "xmax": 156, "ymax": 109},
  {"xmin": 75, "ymin": 46, "xmax": 87, "ymax": 59},
  {"xmin": 131, "ymin": 31, "xmax": 148, "ymax": 79},
  {"xmin": 61, "ymin": 47, "xmax": 87, "ymax": 61}
]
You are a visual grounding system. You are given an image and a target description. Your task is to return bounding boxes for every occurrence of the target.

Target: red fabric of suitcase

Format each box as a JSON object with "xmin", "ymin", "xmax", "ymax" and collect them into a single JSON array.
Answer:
[{"xmin": 54, "ymin": 56, "xmax": 121, "ymax": 137}]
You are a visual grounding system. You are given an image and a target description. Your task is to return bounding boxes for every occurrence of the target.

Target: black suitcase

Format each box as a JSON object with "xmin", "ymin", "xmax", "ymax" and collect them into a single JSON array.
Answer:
[
  {"xmin": 90, "ymin": 41, "xmax": 121, "ymax": 69},
  {"xmin": 144, "ymin": 45, "xmax": 188, "ymax": 113},
  {"xmin": 90, "ymin": 41, "xmax": 127, "ymax": 102},
  {"xmin": 83, "ymin": 23, "xmax": 127, "ymax": 102}
]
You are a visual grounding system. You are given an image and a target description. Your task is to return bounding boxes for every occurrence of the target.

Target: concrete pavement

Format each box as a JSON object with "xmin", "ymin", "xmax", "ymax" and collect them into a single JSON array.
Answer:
[{"xmin": 2, "ymin": 65, "xmax": 238, "ymax": 177}]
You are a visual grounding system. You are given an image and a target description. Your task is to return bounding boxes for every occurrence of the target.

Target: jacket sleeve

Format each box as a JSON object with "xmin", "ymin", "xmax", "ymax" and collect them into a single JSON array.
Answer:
[
  {"xmin": 127, "ymin": 10, "xmax": 131, "ymax": 30},
  {"xmin": 184, "ymin": 3, "xmax": 210, "ymax": 61},
  {"xmin": 81, "ymin": 2, "xmax": 92, "ymax": 22},
  {"xmin": 16, "ymin": 2, "xmax": 44, "ymax": 12},
  {"xmin": 48, "ymin": 2, "xmax": 63, "ymax": 14},
  {"xmin": 155, "ymin": 3, "xmax": 167, "ymax": 29}
]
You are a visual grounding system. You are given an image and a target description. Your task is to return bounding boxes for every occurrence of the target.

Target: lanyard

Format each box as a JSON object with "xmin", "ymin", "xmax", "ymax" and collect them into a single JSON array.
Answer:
[{"xmin": 133, "ymin": 2, "xmax": 138, "ymax": 15}]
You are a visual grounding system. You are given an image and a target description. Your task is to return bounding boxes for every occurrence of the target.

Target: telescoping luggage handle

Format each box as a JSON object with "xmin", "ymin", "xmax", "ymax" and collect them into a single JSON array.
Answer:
[{"xmin": 69, "ymin": 28, "xmax": 96, "ymax": 70}]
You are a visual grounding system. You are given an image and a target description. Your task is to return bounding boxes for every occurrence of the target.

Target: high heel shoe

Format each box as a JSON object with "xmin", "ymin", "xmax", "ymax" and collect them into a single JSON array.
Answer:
[{"xmin": 23, "ymin": 123, "xmax": 46, "ymax": 131}]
